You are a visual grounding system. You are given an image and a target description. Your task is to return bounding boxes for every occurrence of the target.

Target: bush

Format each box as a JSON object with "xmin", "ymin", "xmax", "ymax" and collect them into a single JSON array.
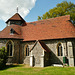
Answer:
[{"xmin": 0, "ymin": 47, "xmax": 8, "ymax": 69}]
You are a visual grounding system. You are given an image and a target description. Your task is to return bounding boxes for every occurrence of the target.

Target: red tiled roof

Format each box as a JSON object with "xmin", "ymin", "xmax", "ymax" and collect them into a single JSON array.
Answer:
[
  {"xmin": 30, "ymin": 40, "xmax": 50, "ymax": 52},
  {"xmin": 22, "ymin": 15, "xmax": 75, "ymax": 41},
  {"xmin": 39, "ymin": 41, "xmax": 50, "ymax": 52},
  {"xmin": 0, "ymin": 25, "xmax": 23, "ymax": 39},
  {"xmin": 0, "ymin": 15, "xmax": 75, "ymax": 41},
  {"xmin": 6, "ymin": 13, "xmax": 25, "ymax": 23}
]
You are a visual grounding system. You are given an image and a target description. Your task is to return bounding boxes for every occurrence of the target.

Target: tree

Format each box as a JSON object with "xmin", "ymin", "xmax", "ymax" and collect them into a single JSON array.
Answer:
[
  {"xmin": 0, "ymin": 47, "xmax": 8, "ymax": 69},
  {"xmin": 38, "ymin": 1, "xmax": 75, "ymax": 24}
]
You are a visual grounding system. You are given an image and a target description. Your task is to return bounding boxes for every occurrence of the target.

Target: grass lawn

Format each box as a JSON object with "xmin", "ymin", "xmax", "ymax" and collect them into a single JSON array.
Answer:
[{"xmin": 0, "ymin": 64, "xmax": 75, "ymax": 75}]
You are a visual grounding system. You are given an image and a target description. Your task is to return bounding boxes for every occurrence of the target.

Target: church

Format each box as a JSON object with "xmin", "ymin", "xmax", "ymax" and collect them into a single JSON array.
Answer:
[{"xmin": 0, "ymin": 12, "xmax": 75, "ymax": 67}]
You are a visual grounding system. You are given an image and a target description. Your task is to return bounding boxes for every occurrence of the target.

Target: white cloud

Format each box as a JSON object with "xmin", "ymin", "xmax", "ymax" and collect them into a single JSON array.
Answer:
[{"xmin": 0, "ymin": 0, "xmax": 36, "ymax": 21}]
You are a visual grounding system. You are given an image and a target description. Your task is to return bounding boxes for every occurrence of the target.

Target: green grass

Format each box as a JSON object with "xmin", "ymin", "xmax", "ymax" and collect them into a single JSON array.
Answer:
[{"xmin": 0, "ymin": 64, "xmax": 75, "ymax": 75}]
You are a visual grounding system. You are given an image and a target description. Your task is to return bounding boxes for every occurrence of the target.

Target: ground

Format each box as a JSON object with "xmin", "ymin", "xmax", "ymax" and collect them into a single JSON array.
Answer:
[{"xmin": 0, "ymin": 64, "xmax": 75, "ymax": 75}]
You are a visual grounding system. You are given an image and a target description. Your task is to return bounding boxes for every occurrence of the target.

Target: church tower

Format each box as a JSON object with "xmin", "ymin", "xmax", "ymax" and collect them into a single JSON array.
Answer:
[{"xmin": 6, "ymin": 13, "xmax": 26, "ymax": 26}]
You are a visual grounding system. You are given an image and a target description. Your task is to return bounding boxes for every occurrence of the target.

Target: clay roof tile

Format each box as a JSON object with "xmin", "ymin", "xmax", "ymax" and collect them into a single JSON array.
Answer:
[
  {"xmin": 0, "ymin": 15, "xmax": 75, "ymax": 41},
  {"xmin": 6, "ymin": 13, "xmax": 25, "ymax": 23}
]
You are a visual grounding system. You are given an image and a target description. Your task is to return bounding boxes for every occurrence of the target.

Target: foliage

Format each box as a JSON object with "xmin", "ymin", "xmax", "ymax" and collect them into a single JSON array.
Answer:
[
  {"xmin": 0, "ymin": 47, "xmax": 8, "ymax": 69},
  {"xmin": 38, "ymin": 1, "xmax": 75, "ymax": 24},
  {"xmin": 0, "ymin": 65, "xmax": 75, "ymax": 75}
]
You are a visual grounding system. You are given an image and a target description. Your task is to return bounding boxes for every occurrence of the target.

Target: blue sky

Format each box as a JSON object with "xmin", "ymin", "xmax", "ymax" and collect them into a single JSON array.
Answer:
[{"xmin": 0, "ymin": 0, "xmax": 75, "ymax": 31}]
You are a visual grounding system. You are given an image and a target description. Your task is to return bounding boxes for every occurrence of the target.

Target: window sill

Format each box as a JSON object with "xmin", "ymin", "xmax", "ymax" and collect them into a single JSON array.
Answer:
[
  {"xmin": 10, "ymin": 33, "xmax": 14, "ymax": 35},
  {"xmin": 8, "ymin": 56, "xmax": 13, "ymax": 57},
  {"xmin": 24, "ymin": 56, "xmax": 30, "ymax": 57},
  {"xmin": 57, "ymin": 56, "xmax": 63, "ymax": 57}
]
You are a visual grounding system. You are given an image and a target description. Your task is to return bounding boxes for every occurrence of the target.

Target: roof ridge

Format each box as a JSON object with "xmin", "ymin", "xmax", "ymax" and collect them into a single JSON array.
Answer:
[{"xmin": 27, "ymin": 15, "xmax": 70, "ymax": 23}]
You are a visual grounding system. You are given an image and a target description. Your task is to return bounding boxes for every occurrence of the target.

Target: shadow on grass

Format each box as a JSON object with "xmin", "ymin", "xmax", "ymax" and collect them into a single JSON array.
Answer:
[{"xmin": 0, "ymin": 65, "xmax": 23, "ymax": 70}]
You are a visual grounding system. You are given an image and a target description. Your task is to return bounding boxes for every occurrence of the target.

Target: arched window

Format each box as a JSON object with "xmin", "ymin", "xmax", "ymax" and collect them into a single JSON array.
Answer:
[
  {"xmin": 7, "ymin": 41, "xmax": 13, "ymax": 56},
  {"xmin": 25, "ymin": 45, "xmax": 29, "ymax": 56},
  {"xmin": 57, "ymin": 43, "xmax": 63, "ymax": 56}
]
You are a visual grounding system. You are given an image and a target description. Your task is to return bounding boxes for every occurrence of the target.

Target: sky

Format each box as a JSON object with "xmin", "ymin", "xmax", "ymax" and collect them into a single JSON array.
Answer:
[{"xmin": 0, "ymin": 0, "xmax": 75, "ymax": 31}]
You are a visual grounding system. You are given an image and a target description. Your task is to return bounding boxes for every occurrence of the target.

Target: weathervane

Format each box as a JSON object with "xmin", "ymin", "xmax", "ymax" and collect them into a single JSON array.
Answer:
[{"xmin": 17, "ymin": 6, "xmax": 18, "ymax": 13}]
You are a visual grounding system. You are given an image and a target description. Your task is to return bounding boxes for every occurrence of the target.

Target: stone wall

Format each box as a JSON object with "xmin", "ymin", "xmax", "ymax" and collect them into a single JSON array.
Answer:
[
  {"xmin": 44, "ymin": 52, "xmax": 50, "ymax": 66},
  {"xmin": 21, "ymin": 41, "xmax": 44, "ymax": 67},
  {"xmin": 43, "ymin": 39, "xmax": 75, "ymax": 66},
  {"xmin": 67, "ymin": 39, "xmax": 75, "ymax": 66},
  {"xmin": 19, "ymin": 39, "xmax": 75, "ymax": 67},
  {"xmin": 43, "ymin": 40, "xmax": 66, "ymax": 65},
  {"xmin": 23, "ymin": 56, "xmax": 30, "ymax": 64},
  {"xmin": 72, "ymin": 40, "xmax": 75, "ymax": 66},
  {"xmin": 0, "ymin": 39, "xmax": 21, "ymax": 64},
  {"xmin": 21, "ymin": 41, "xmax": 35, "ymax": 64},
  {"xmin": 32, "ymin": 42, "xmax": 44, "ymax": 67},
  {"xmin": 13, "ymin": 40, "xmax": 20, "ymax": 63},
  {"xmin": 0, "ymin": 38, "xmax": 75, "ymax": 67}
]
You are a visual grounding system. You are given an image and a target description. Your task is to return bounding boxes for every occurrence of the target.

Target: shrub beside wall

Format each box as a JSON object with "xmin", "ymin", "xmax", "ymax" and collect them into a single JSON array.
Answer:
[{"xmin": 0, "ymin": 47, "xmax": 8, "ymax": 69}]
